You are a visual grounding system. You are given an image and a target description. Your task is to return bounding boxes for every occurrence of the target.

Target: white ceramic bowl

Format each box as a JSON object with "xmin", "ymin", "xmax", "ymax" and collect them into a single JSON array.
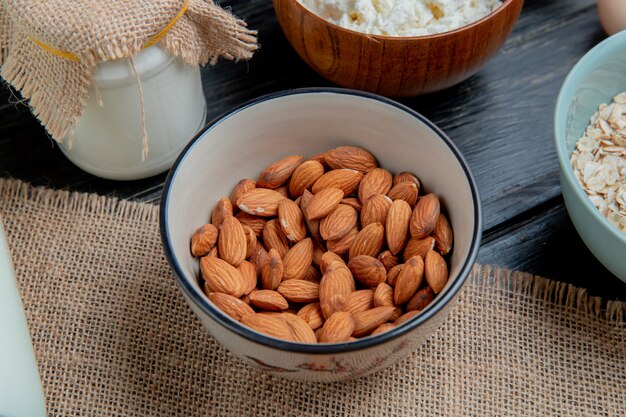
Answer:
[{"xmin": 160, "ymin": 89, "xmax": 482, "ymax": 382}]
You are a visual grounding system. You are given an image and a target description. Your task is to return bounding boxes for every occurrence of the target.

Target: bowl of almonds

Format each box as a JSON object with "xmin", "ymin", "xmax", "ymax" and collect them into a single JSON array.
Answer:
[{"xmin": 160, "ymin": 88, "xmax": 482, "ymax": 381}]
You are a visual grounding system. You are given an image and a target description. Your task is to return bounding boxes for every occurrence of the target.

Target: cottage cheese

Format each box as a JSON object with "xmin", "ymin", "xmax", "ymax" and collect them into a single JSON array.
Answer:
[{"xmin": 299, "ymin": 0, "xmax": 502, "ymax": 36}]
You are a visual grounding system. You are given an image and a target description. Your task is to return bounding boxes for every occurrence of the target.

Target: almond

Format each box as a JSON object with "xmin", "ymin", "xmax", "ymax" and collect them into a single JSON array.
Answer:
[
  {"xmin": 394, "ymin": 255, "xmax": 424, "ymax": 305},
  {"xmin": 348, "ymin": 222, "xmax": 384, "ymax": 259},
  {"xmin": 394, "ymin": 310, "xmax": 421, "ymax": 325},
  {"xmin": 371, "ymin": 322, "xmax": 395, "ymax": 336},
  {"xmin": 389, "ymin": 306, "xmax": 403, "ymax": 322},
  {"xmin": 303, "ymin": 265, "xmax": 322, "ymax": 283},
  {"xmin": 237, "ymin": 260, "xmax": 258, "ymax": 295},
  {"xmin": 190, "ymin": 224, "xmax": 218, "ymax": 257},
  {"xmin": 217, "ymin": 216, "xmax": 247, "ymax": 267},
  {"xmin": 257, "ymin": 154, "xmax": 304, "ymax": 189},
  {"xmin": 288, "ymin": 160, "xmax": 325, "ymax": 197},
  {"xmin": 387, "ymin": 182, "xmax": 418, "ymax": 207},
  {"xmin": 319, "ymin": 269, "xmax": 354, "ymax": 319},
  {"xmin": 425, "ymin": 249, "xmax": 448, "ymax": 293},
  {"xmin": 249, "ymin": 241, "xmax": 268, "ymax": 273},
  {"xmin": 235, "ymin": 212, "xmax": 266, "ymax": 237},
  {"xmin": 320, "ymin": 251, "xmax": 345, "ymax": 274},
  {"xmin": 308, "ymin": 152, "xmax": 329, "ymax": 167},
  {"xmin": 404, "ymin": 236, "xmax": 435, "ymax": 260},
  {"xmin": 297, "ymin": 302, "xmax": 324, "ymax": 330},
  {"xmin": 300, "ymin": 190, "xmax": 322, "ymax": 240},
  {"xmin": 410, "ymin": 193, "xmax": 440, "ymax": 238},
  {"xmin": 275, "ymin": 185, "xmax": 289, "ymax": 197},
  {"xmin": 319, "ymin": 204, "xmax": 358, "ymax": 240},
  {"xmin": 211, "ymin": 197, "xmax": 233, "ymax": 227},
  {"xmin": 346, "ymin": 289, "xmax": 375, "ymax": 314},
  {"xmin": 207, "ymin": 246, "xmax": 218, "ymax": 258},
  {"xmin": 377, "ymin": 250, "xmax": 399, "ymax": 272},
  {"xmin": 431, "ymin": 213, "xmax": 453, "ymax": 255},
  {"xmin": 241, "ymin": 313, "xmax": 294, "ymax": 341},
  {"xmin": 347, "ymin": 255, "xmax": 387, "ymax": 287},
  {"xmin": 361, "ymin": 194, "xmax": 392, "ymax": 227},
  {"xmin": 278, "ymin": 198, "xmax": 307, "ymax": 242},
  {"xmin": 281, "ymin": 313, "xmax": 317, "ymax": 343},
  {"xmin": 318, "ymin": 312, "xmax": 355, "ymax": 343},
  {"xmin": 373, "ymin": 282, "xmax": 394, "ymax": 307},
  {"xmin": 386, "ymin": 199, "xmax": 412, "ymax": 255},
  {"xmin": 200, "ymin": 257, "xmax": 245, "ymax": 297},
  {"xmin": 393, "ymin": 171, "xmax": 421, "ymax": 189},
  {"xmin": 312, "ymin": 169, "xmax": 363, "ymax": 196},
  {"xmin": 262, "ymin": 219, "xmax": 290, "ymax": 258},
  {"xmin": 242, "ymin": 225, "xmax": 257, "ymax": 258},
  {"xmin": 278, "ymin": 279, "xmax": 319, "ymax": 303},
  {"xmin": 250, "ymin": 290, "xmax": 289, "ymax": 311},
  {"xmin": 407, "ymin": 286, "xmax": 435, "ymax": 311},
  {"xmin": 305, "ymin": 188, "xmax": 344, "ymax": 220},
  {"xmin": 387, "ymin": 264, "xmax": 403, "ymax": 286},
  {"xmin": 311, "ymin": 239, "xmax": 325, "ymax": 267},
  {"xmin": 261, "ymin": 248, "xmax": 283, "ymax": 290},
  {"xmin": 341, "ymin": 197, "xmax": 362, "ymax": 211},
  {"xmin": 324, "ymin": 146, "xmax": 378, "ymax": 172},
  {"xmin": 282, "ymin": 238, "xmax": 313, "ymax": 280},
  {"xmin": 208, "ymin": 292, "xmax": 254, "ymax": 321},
  {"xmin": 352, "ymin": 306, "xmax": 395, "ymax": 337},
  {"xmin": 230, "ymin": 179, "xmax": 256, "ymax": 209},
  {"xmin": 237, "ymin": 188, "xmax": 284, "ymax": 217},
  {"xmin": 358, "ymin": 168, "xmax": 393, "ymax": 202},
  {"xmin": 326, "ymin": 226, "xmax": 358, "ymax": 255}
]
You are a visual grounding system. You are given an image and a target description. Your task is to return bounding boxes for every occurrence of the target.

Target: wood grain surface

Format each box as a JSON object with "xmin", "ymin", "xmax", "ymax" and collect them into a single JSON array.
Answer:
[{"xmin": 1, "ymin": 0, "xmax": 625, "ymax": 299}]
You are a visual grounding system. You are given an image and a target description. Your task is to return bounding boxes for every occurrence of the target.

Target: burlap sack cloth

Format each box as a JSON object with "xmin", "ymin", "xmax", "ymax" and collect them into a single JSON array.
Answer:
[
  {"xmin": 0, "ymin": 0, "xmax": 256, "ymax": 144},
  {"xmin": 1, "ymin": 178, "xmax": 624, "ymax": 416}
]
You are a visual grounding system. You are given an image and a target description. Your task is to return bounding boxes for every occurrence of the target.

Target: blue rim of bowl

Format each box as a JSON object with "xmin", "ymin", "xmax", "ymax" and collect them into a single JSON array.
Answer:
[
  {"xmin": 554, "ymin": 30, "xmax": 626, "ymax": 246},
  {"xmin": 160, "ymin": 87, "xmax": 483, "ymax": 354}
]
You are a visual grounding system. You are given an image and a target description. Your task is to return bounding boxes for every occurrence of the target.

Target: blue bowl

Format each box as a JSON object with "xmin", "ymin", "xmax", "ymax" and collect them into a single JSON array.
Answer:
[{"xmin": 555, "ymin": 31, "xmax": 626, "ymax": 282}]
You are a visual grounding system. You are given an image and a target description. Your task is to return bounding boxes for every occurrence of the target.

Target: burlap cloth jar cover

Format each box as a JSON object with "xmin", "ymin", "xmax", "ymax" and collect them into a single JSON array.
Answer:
[{"xmin": 0, "ymin": 0, "xmax": 257, "ymax": 142}]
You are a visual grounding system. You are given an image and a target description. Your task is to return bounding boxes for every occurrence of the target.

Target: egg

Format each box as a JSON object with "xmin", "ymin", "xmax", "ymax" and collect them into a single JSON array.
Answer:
[{"xmin": 598, "ymin": 0, "xmax": 626, "ymax": 35}]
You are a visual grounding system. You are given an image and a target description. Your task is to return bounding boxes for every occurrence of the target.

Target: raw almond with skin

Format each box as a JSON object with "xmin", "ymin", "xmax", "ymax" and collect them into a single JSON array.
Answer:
[
  {"xmin": 278, "ymin": 280, "xmax": 319, "ymax": 303},
  {"xmin": 241, "ymin": 314, "xmax": 294, "ymax": 341},
  {"xmin": 308, "ymin": 152, "xmax": 328, "ymax": 167},
  {"xmin": 235, "ymin": 212, "xmax": 266, "ymax": 237},
  {"xmin": 352, "ymin": 307, "xmax": 395, "ymax": 337},
  {"xmin": 249, "ymin": 241, "xmax": 268, "ymax": 274},
  {"xmin": 261, "ymin": 248, "xmax": 283, "ymax": 290},
  {"xmin": 211, "ymin": 197, "xmax": 233, "ymax": 227},
  {"xmin": 432, "ymin": 214, "xmax": 453, "ymax": 255},
  {"xmin": 218, "ymin": 216, "xmax": 247, "ymax": 267},
  {"xmin": 320, "ymin": 251, "xmax": 345, "ymax": 274},
  {"xmin": 346, "ymin": 289, "xmax": 375, "ymax": 314},
  {"xmin": 349, "ymin": 222, "xmax": 385, "ymax": 259},
  {"xmin": 373, "ymin": 282, "xmax": 394, "ymax": 307},
  {"xmin": 377, "ymin": 250, "xmax": 398, "ymax": 272},
  {"xmin": 250, "ymin": 290, "xmax": 289, "ymax": 311},
  {"xmin": 275, "ymin": 185, "xmax": 289, "ymax": 198},
  {"xmin": 387, "ymin": 264, "xmax": 403, "ymax": 286},
  {"xmin": 208, "ymin": 293, "xmax": 254, "ymax": 321},
  {"xmin": 305, "ymin": 188, "xmax": 344, "ymax": 220},
  {"xmin": 404, "ymin": 236, "xmax": 435, "ymax": 260},
  {"xmin": 326, "ymin": 226, "xmax": 358, "ymax": 255},
  {"xmin": 278, "ymin": 198, "xmax": 307, "ymax": 242},
  {"xmin": 410, "ymin": 193, "xmax": 440, "ymax": 238},
  {"xmin": 394, "ymin": 310, "xmax": 421, "ymax": 325},
  {"xmin": 389, "ymin": 307, "xmax": 403, "ymax": 322},
  {"xmin": 297, "ymin": 302, "xmax": 324, "ymax": 330},
  {"xmin": 262, "ymin": 219, "xmax": 290, "ymax": 258},
  {"xmin": 237, "ymin": 260, "xmax": 258, "ymax": 295},
  {"xmin": 347, "ymin": 255, "xmax": 387, "ymax": 287},
  {"xmin": 257, "ymin": 155, "xmax": 304, "ymax": 189},
  {"xmin": 387, "ymin": 182, "xmax": 418, "ymax": 207},
  {"xmin": 300, "ymin": 190, "xmax": 322, "ymax": 241},
  {"xmin": 230, "ymin": 179, "xmax": 256, "ymax": 209},
  {"xmin": 320, "ymin": 204, "xmax": 358, "ymax": 240},
  {"xmin": 303, "ymin": 265, "xmax": 321, "ymax": 283},
  {"xmin": 394, "ymin": 255, "xmax": 424, "ymax": 305},
  {"xmin": 312, "ymin": 169, "xmax": 363, "ymax": 196},
  {"xmin": 190, "ymin": 224, "xmax": 218, "ymax": 257},
  {"xmin": 425, "ymin": 249, "xmax": 448, "ymax": 293},
  {"xmin": 318, "ymin": 312, "xmax": 355, "ymax": 343},
  {"xmin": 242, "ymin": 225, "xmax": 257, "ymax": 258},
  {"xmin": 319, "ymin": 269, "xmax": 354, "ymax": 319},
  {"xmin": 282, "ymin": 238, "xmax": 313, "ymax": 280},
  {"xmin": 371, "ymin": 322, "xmax": 395, "ymax": 336},
  {"xmin": 341, "ymin": 197, "xmax": 362, "ymax": 211},
  {"xmin": 288, "ymin": 160, "xmax": 325, "ymax": 197},
  {"xmin": 358, "ymin": 168, "xmax": 393, "ymax": 202},
  {"xmin": 324, "ymin": 146, "xmax": 378, "ymax": 172},
  {"xmin": 207, "ymin": 246, "xmax": 218, "ymax": 258},
  {"xmin": 361, "ymin": 194, "xmax": 392, "ymax": 227},
  {"xmin": 393, "ymin": 171, "xmax": 421, "ymax": 189},
  {"xmin": 386, "ymin": 199, "xmax": 412, "ymax": 255},
  {"xmin": 200, "ymin": 257, "xmax": 245, "ymax": 298},
  {"xmin": 281, "ymin": 313, "xmax": 317, "ymax": 343},
  {"xmin": 237, "ymin": 188, "xmax": 285, "ymax": 217},
  {"xmin": 407, "ymin": 286, "xmax": 435, "ymax": 311},
  {"xmin": 311, "ymin": 239, "xmax": 325, "ymax": 267}
]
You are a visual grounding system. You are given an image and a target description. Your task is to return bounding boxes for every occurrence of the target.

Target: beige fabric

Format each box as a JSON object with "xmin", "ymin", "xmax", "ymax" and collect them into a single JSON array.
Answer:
[
  {"xmin": 0, "ymin": 178, "xmax": 624, "ymax": 416},
  {"xmin": 0, "ymin": 0, "xmax": 256, "ymax": 141}
]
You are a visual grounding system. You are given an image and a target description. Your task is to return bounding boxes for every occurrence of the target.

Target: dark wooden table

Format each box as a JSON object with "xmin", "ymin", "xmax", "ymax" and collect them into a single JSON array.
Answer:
[{"xmin": 2, "ymin": 0, "xmax": 625, "ymax": 299}]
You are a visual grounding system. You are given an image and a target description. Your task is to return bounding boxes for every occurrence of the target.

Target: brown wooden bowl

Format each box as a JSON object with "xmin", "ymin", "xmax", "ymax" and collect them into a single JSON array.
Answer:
[{"xmin": 273, "ymin": 0, "xmax": 524, "ymax": 96}]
